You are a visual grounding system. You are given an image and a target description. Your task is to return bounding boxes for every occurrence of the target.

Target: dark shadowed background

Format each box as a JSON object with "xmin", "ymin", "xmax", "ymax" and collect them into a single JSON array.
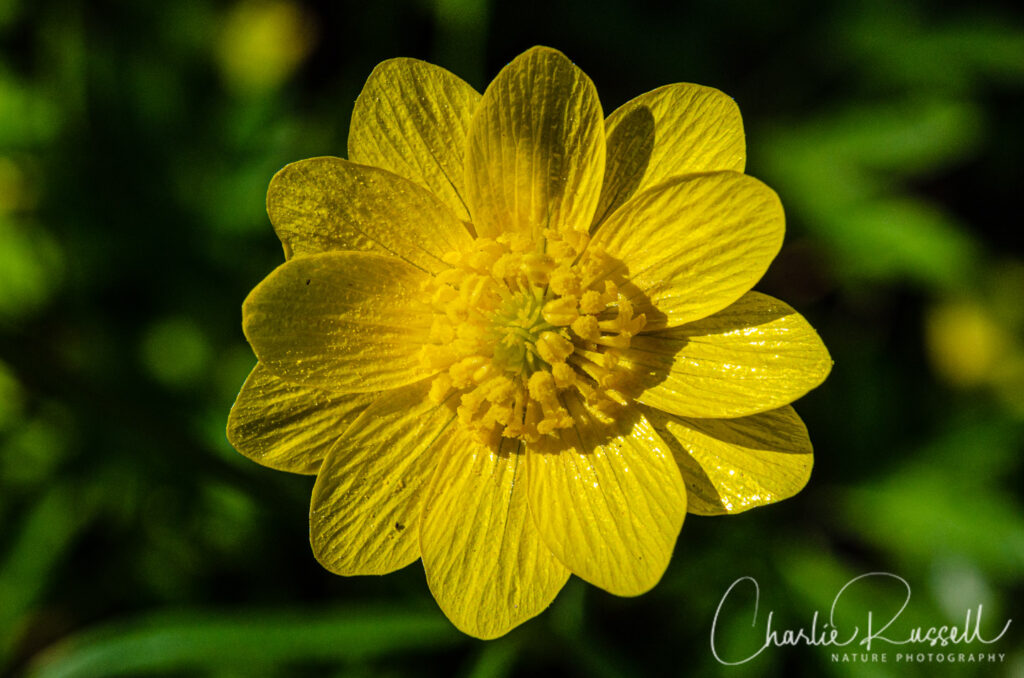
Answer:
[{"xmin": 1, "ymin": 0, "xmax": 1022, "ymax": 676}]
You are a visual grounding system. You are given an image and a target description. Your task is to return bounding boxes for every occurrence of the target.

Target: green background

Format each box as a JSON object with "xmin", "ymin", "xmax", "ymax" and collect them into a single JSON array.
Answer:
[{"xmin": 1, "ymin": 0, "xmax": 1022, "ymax": 676}]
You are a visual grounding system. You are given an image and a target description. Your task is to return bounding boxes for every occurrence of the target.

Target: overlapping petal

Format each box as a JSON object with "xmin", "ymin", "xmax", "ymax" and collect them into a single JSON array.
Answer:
[
  {"xmin": 242, "ymin": 252, "xmax": 434, "ymax": 392},
  {"xmin": 227, "ymin": 363, "xmax": 376, "ymax": 474},
  {"xmin": 527, "ymin": 395, "xmax": 686, "ymax": 596},
  {"xmin": 420, "ymin": 435, "xmax": 570, "ymax": 639},
  {"xmin": 645, "ymin": 405, "xmax": 814, "ymax": 515},
  {"xmin": 348, "ymin": 58, "xmax": 481, "ymax": 220},
  {"xmin": 623, "ymin": 292, "xmax": 832, "ymax": 418},
  {"xmin": 267, "ymin": 157, "xmax": 473, "ymax": 272},
  {"xmin": 310, "ymin": 381, "xmax": 455, "ymax": 575},
  {"xmin": 464, "ymin": 46, "xmax": 605, "ymax": 241},
  {"xmin": 586, "ymin": 171, "xmax": 784, "ymax": 330},
  {"xmin": 593, "ymin": 83, "xmax": 745, "ymax": 226}
]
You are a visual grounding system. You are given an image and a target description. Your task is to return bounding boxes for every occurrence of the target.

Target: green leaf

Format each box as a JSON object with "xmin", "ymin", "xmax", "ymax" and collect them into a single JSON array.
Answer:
[
  {"xmin": 26, "ymin": 607, "xmax": 464, "ymax": 678},
  {"xmin": 0, "ymin": 486, "xmax": 89, "ymax": 661}
]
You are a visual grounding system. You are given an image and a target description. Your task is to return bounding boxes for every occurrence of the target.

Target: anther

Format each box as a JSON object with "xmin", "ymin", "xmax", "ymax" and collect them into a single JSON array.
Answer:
[
  {"xmin": 570, "ymin": 315, "xmax": 600, "ymax": 342},
  {"xmin": 542, "ymin": 296, "xmax": 579, "ymax": 326},
  {"xmin": 579, "ymin": 290, "xmax": 605, "ymax": 315},
  {"xmin": 535, "ymin": 331, "xmax": 574, "ymax": 364}
]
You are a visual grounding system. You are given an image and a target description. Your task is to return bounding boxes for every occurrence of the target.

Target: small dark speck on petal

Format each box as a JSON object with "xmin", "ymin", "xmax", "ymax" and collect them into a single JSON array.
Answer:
[
  {"xmin": 305, "ymin": 279, "xmax": 311, "ymax": 285},
  {"xmin": 395, "ymin": 522, "xmax": 406, "ymax": 531}
]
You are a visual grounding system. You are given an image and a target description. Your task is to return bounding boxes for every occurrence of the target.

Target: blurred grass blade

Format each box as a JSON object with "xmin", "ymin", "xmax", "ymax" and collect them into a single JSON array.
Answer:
[
  {"xmin": 0, "ymin": 485, "xmax": 90, "ymax": 662},
  {"xmin": 432, "ymin": 0, "xmax": 490, "ymax": 88},
  {"xmin": 466, "ymin": 637, "xmax": 518, "ymax": 678},
  {"xmin": 27, "ymin": 606, "xmax": 463, "ymax": 678},
  {"xmin": 759, "ymin": 98, "xmax": 984, "ymax": 289}
]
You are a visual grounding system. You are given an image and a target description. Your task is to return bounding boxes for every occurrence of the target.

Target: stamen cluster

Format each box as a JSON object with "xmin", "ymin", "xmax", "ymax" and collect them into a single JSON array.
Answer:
[{"xmin": 419, "ymin": 230, "xmax": 647, "ymax": 445}]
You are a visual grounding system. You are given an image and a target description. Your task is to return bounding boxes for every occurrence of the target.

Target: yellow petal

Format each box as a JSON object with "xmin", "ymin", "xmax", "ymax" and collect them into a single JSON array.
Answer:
[
  {"xmin": 243, "ymin": 252, "xmax": 434, "ymax": 393},
  {"xmin": 420, "ymin": 435, "xmax": 569, "ymax": 639},
  {"xmin": 227, "ymin": 362, "xmax": 376, "ymax": 474},
  {"xmin": 465, "ymin": 46, "xmax": 605, "ymax": 241},
  {"xmin": 348, "ymin": 58, "xmax": 481, "ymax": 221},
  {"xmin": 645, "ymin": 405, "xmax": 813, "ymax": 515},
  {"xmin": 593, "ymin": 83, "xmax": 745, "ymax": 226},
  {"xmin": 586, "ymin": 171, "xmax": 784, "ymax": 330},
  {"xmin": 310, "ymin": 381, "xmax": 455, "ymax": 575},
  {"xmin": 527, "ymin": 396, "xmax": 686, "ymax": 597},
  {"xmin": 267, "ymin": 157, "xmax": 473, "ymax": 272},
  {"xmin": 623, "ymin": 292, "xmax": 832, "ymax": 418}
]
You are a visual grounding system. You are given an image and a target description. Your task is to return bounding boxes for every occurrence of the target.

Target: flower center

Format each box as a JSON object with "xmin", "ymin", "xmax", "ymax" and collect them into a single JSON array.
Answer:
[
  {"xmin": 489, "ymin": 290, "xmax": 555, "ymax": 375},
  {"xmin": 419, "ymin": 229, "xmax": 646, "ymax": 445}
]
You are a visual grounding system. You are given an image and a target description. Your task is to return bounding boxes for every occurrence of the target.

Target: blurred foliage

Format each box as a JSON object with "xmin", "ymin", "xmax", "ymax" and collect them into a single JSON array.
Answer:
[{"xmin": 0, "ymin": 0, "xmax": 1022, "ymax": 676}]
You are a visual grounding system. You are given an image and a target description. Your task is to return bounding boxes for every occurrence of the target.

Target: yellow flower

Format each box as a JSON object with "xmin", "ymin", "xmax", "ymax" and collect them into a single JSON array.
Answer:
[{"xmin": 228, "ymin": 46, "xmax": 832, "ymax": 639}]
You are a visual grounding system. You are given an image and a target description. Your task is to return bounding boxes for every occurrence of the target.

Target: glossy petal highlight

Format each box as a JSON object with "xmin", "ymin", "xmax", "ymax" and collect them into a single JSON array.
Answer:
[
  {"xmin": 587, "ymin": 171, "xmax": 784, "ymax": 330},
  {"xmin": 310, "ymin": 381, "xmax": 455, "ymax": 575},
  {"xmin": 465, "ymin": 46, "xmax": 605, "ymax": 240},
  {"xmin": 624, "ymin": 292, "xmax": 833, "ymax": 418},
  {"xmin": 645, "ymin": 405, "xmax": 813, "ymax": 515},
  {"xmin": 420, "ymin": 435, "xmax": 570, "ymax": 639},
  {"xmin": 348, "ymin": 58, "xmax": 481, "ymax": 220},
  {"xmin": 227, "ymin": 362, "xmax": 376, "ymax": 474},
  {"xmin": 527, "ymin": 396, "xmax": 686, "ymax": 596},
  {"xmin": 243, "ymin": 252, "xmax": 434, "ymax": 392},
  {"xmin": 267, "ymin": 157, "xmax": 473, "ymax": 272},
  {"xmin": 595, "ymin": 83, "xmax": 745, "ymax": 226}
]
